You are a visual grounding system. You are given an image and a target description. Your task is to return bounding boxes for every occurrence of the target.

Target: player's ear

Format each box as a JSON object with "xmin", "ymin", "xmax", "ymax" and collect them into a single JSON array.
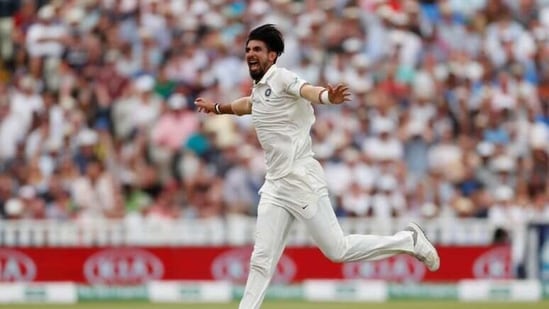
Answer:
[{"xmin": 268, "ymin": 51, "xmax": 277, "ymax": 63}]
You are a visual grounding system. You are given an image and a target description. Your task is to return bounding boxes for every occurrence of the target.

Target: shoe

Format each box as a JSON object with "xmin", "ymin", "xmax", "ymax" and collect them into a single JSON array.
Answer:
[{"xmin": 405, "ymin": 222, "xmax": 440, "ymax": 271}]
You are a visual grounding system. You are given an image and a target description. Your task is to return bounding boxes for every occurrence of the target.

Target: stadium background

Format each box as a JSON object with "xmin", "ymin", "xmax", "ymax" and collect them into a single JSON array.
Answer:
[{"xmin": 0, "ymin": 0, "xmax": 548, "ymax": 307}]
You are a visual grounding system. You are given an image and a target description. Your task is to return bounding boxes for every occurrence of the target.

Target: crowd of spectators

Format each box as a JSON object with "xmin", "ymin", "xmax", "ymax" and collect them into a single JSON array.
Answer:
[{"xmin": 0, "ymin": 0, "xmax": 548, "ymax": 238}]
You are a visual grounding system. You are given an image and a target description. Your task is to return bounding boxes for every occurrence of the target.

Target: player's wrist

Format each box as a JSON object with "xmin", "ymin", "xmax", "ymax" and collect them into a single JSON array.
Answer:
[
  {"xmin": 319, "ymin": 89, "xmax": 332, "ymax": 104},
  {"xmin": 214, "ymin": 103, "xmax": 222, "ymax": 114}
]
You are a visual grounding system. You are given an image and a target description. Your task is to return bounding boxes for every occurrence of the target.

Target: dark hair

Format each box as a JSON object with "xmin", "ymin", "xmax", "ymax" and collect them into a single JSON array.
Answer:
[{"xmin": 247, "ymin": 24, "xmax": 285, "ymax": 57}]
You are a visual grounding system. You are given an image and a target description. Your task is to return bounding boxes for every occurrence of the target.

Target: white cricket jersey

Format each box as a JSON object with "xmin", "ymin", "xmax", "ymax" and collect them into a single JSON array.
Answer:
[{"xmin": 250, "ymin": 64, "xmax": 315, "ymax": 180}]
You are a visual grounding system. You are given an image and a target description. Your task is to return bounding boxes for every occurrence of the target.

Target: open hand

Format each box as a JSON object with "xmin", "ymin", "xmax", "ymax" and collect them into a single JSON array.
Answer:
[
  {"xmin": 195, "ymin": 97, "xmax": 215, "ymax": 113},
  {"xmin": 327, "ymin": 84, "xmax": 351, "ymax": 104}
]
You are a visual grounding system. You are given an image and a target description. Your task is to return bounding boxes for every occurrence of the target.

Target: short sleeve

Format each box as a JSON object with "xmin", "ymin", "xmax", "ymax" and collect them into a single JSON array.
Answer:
[{"xmin": 279, "ymin": 68, "xmax": 308, "ymax": 97}]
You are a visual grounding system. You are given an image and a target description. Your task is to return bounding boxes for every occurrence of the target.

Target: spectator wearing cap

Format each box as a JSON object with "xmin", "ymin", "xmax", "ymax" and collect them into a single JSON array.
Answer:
[
  {"xmin": 25, "ymin": 4, "xmax": 68, "ymax": 59},
  {"xmin": 132, "ymin": 75, "xmax": 162, "ymax": 130},
  {"xmin": 10, "ymin": 76, "xmax": 44, "ymax": 135}
]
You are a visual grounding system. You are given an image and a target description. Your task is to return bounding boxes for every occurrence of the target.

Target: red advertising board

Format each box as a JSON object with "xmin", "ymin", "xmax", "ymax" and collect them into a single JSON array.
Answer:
[{"xmin": 0, "ymin": 245, "xmax": 512, "ymax": 284}]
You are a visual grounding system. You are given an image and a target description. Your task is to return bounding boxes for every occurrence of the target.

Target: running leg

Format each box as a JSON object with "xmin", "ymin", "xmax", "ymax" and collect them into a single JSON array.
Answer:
[
  {"xmin": 238, "ymin": 197, "xmax": 295, "ymax": 309},
  {"xmin": 304, "ymin": 195, "xmax": 415, "ymax": 262}
]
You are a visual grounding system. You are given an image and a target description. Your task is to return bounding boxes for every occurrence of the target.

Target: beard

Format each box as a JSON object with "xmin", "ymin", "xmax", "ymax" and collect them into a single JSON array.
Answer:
[
  {"xmin": 248, "ymin": 61, "xmax": 268, "ymax": 82},
  {"xmin": 249, "ymin": 67, "xmax": 265, "ymax": 82}
]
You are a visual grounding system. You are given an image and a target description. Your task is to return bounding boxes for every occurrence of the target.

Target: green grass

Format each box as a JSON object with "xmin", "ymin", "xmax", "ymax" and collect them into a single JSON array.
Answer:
[{"xmin": 2, "ymin": 301, "xmax": 549, "ymax": 309}]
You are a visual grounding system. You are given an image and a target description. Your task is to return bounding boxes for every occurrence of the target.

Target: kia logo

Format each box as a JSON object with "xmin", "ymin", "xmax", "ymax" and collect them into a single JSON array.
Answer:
[
  {"xmin": 0, "ymin": 249, "xmax": 36, "ymax": 282},
  {"xmin": 211, "ymin": 248, "xmax": 296, "ymax": 284},
  {"xmin": 473, "ymin": 247, "xmax": 512, "ymax": 279},
  {"xmin": 343, "ymin": 255, "xmax": 426, "ymax": 282},
  {"xmin": 84, "ymin": 249, "xmax": 164, "ymax": 285}
]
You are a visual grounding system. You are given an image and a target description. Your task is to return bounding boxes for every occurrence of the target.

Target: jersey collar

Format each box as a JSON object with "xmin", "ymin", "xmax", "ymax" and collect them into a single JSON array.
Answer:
[{"xmin": 254, "ymin": 64, "xmax": 277, "ymax": 86}]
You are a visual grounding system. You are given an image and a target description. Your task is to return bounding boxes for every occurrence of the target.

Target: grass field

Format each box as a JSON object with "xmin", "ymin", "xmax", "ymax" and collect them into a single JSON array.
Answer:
[{"xmin": 2, "ymin": 301, "xmax": 549, "ymax": 309}]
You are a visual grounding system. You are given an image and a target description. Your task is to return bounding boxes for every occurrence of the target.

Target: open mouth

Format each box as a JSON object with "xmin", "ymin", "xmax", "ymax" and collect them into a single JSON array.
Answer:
[{"xmin": 248, "ymin": 60, "xmax": 259, "ymax": 71}]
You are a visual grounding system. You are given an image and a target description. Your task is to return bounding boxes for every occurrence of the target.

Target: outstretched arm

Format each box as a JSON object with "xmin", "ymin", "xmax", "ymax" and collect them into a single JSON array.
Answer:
[
  {"xmin": 195, "ymin": 96, "xmax": 252, "ymax": 116},
  {"xmin": 299, "ymin": 83, "xmax": 351, "ymax": 105}
]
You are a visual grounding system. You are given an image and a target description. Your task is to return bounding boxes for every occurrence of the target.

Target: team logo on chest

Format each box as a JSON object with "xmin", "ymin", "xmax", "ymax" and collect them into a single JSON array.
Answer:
[{"xmin": 265, "ymin": 88, "xmax": 272, "ymax": 97}]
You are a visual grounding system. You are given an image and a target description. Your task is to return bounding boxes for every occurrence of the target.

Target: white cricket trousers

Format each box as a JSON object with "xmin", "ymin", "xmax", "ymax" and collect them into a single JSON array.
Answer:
[{"xmin": 238, "ymin": 194, "xmax": 415, "ymax": 309}]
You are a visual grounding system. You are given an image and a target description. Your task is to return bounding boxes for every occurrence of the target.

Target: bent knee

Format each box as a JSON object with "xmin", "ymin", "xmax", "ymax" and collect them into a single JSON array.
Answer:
[
  {"xmin": 323, "ymin": 249, "xmax": 346, "ymax": 263},
  {"xmin": 319, "ymin": 238, "xmax": 347, "ymax": 263}
]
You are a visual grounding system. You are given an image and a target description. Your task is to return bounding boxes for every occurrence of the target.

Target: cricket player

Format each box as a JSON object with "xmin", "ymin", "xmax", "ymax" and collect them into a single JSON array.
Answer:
[{"xmin": 195, "ymin": 24, "xmax": 440, "ymax": 309}]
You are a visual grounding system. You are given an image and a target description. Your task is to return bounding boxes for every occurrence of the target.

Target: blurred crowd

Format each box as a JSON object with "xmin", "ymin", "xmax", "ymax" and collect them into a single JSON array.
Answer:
[{"xmin": 0, "ymin": 0, "xmax": 548, "ymax": 236}]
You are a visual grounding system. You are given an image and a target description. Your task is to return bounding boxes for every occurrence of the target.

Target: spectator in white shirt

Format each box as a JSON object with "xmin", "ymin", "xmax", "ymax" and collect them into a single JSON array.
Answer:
[
  {"xmin": 526, "ymin": 192, "xmax": 549, "ymax": 221},
  {"xmin": 362, "ymin": 118, "xmax": 403, "ymax": 163},
  {"xmin": 341, "ymin": 181, "xmax": 372, "ymax": 217},
  {"xmin": 112, "ymin": 75, "xmax": 162, "ymax": 139},
  {"xmin": 343, "ymin": 54, "xmax": 373, "ymax": 95},
  {"xmin": 10, "ymin": 76, "xmax": 44, "ymax": 135},
  {"xmin": 0, "ymin": 102, "xmax": 24, "ymax": 162},
  {"xmin": 25, "ymin": 4, "xmax": 68, "ymax": 59},
  {"xmin": 428, "ymin": 127, "xmax": 463, "ymax": 179},
  {"xmin": 488, "ymin": 185, "xmax": 526, "ymax": 228},
  {"xmin": 71, "ymin": 157, "xmax": 123, "ymax": 220},
  {"xmin": 371, "ymin": 174, "xmax": 406, "ymax": 219}
]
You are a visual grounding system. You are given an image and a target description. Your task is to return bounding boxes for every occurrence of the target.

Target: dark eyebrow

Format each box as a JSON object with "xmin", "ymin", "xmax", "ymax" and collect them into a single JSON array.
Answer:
[{"xmin": 246, "ymin": 46, "xmax": 264, "ymax": 53}]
